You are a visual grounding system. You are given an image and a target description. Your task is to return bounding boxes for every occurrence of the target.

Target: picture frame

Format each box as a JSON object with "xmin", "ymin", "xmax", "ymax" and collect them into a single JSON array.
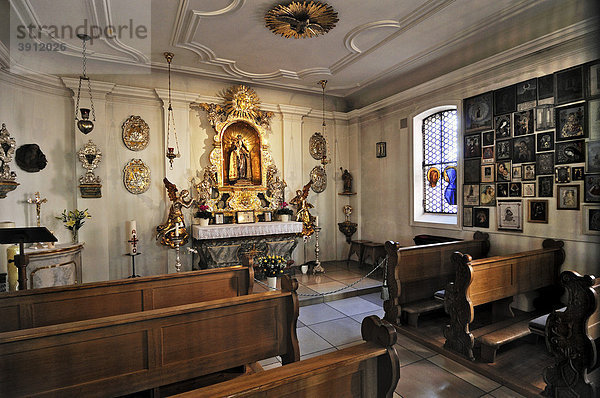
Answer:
[
  {"xmin": 263, "ymin": 211, "xmax": 272, "ymax": 222},
  {"xmin": 463, "ymin": 184, "xmax": 480, "ymax": 206},
  {"xmin": 464, "ymin": 134, "xmax": 482, "ymax": 158},
  {"xmin": 555, "ymin": 65, "xmax": 584, "ymax": 105},
  {"xmin": 463, "ymin": 207, "xmax": 473, "ymax": 228},
  {"xmin": 582, "ymin": 205, "xmax": 600, "ymax": 235},
  {"xmin": 497, "ymin": 161, "xmax": 511, "ymax": 182},
  {"xmin": 494, "ymin": 114, "xmax": 512, "ymax": 139},
  {"xmin": 516, "ymin": 78, "xmax": 537, "ymax": 111},
  {"xmin": 512, "ymin": 135, "xmax": 536, "ymax": 164},
  {"xmin": 473, "ymin": 207, "xmax": 490, "ymax": 228},
  {"xmin": 481, "ymin": 164, "xmax": 495, "ymax": 183},
  {"xmin": 511, "ymin": 164, "xmax": 521, "ymax": 180},
  {"xmin": 584, "ymin": 174, "xmax": 600, "ymax": 203},
  {"xmin": 514, "ymin": 109, "xmax": 534, "ymax": 136},
  {"xmin": 535, "ymin": 105, "xmax": 555, "ymax": 131},
  {"xmin": 496, "ymin": 139, "xmax": 512, "ymax": 161},
  {"xmin": 215, "ymin": 213, "xmax": 224, "ymax": 224},
  {"xmin": 587, "ymin": 61, "xmax": 600, "ymax": 98},
  {"xmin": 464, "ymin": 92, "xmax": 493, "ymax": 132},
  {"xmin": 528, "ymin": 200, "xmax": 549, "ymax": 223},
  {"xmin": 522, "ymin": 182, "xmax": 536, "ymax": 197},
  {"xmin": 480, "ymin": 183, "xmax": 496, "ymax": 206},
  {"xmin": 586, "ymin": 140, "xmax": 600, "ymax": 173},
  {"xmin": 497, "ymin": 182, "xmax": 509, "ymax": 197},
  {"xmin": 482, "ymin": 131, "xmax": 495, "ymax": 146},
  {"xmin": 589, "ymin": 99, "xmax": 600, "ymax": 141},
  {"xmin": 497, "ymin": 200, "xmax": 523, "ymax": 231},
  {"xmin": 522, "ymin": 163, "xmax": 536, "ymax": 180},
  {"xmin": 376, "ymin": 141, "xmax": 387, "ymax": 158},
  {"xmin": 494, "ymin": 85, "xmax": 516, "ymax": 115},
  {"xmin": 555, "ymin": 166, "xmax": 571, "ymax": 183},
  {"xmin": 536, "ymin": 152, "xmax": 555, "ymax": 175},
  {"xmin": 556, "ymin": 103, "xmax": 586, "ymax": 141},
  {"xmin": 464, "ymin": 159, "xmax": 481, "ymax": 183},
  {"xmin": 557, "ymin": 185, "xmax": 580, "ymax": 210},
  {"xmin": 509, "ymin": 182, "xmax": 522, "ymax": 197},
  {"xmin": 537, "ymin": 74, "xmax": 554, "ymax": 105},
  {"xmin": 555, "ymin": 140, "xmax": 585, "ymax": 164},
  {"xmin": 536, "ymin": 131, "xmax": 554, "ymax": 152},
  {"xmin": 236, "ymin": 210, "xmax": 255, "ymax": 224},
  {"xmin": 538, "ymin": 176, "xmax": 554, "ymax": 197},
  {"xmin": 482, "ymin": 146, "xmax": 495, "ymax": 164},
  {"xmin": 572, "ymin": 166, "xmax": 585, "ymax": 181}
]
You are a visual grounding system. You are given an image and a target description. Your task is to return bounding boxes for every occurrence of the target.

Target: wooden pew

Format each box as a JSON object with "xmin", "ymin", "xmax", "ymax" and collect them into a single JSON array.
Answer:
[
  {"xmin": 443, "ymin": 239, "xmax": 565, "ymax": 361},
  {"xmin": 172, "ymin": 316, "xmax": 400, "ymax": 398},
  {"xmin": 0, "ymin": 275, "xmax": 299, "ymax": 398},
  {"xmin": 0, "ymin": 265, "xmax": 253, "ymax": 332},
  {"xmin": 543, "ymin": 270, "xmax": 600, "ymax": 398},
  {"xmin": 384, "ymin": 231, "xmax": 490, "ymax": 327}
]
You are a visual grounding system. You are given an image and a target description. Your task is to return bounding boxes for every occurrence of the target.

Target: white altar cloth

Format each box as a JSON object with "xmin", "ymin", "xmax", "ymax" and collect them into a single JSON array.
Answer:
[{"xmin": 192, "ymin": 221, "xmax": 302, "ymax": 240}]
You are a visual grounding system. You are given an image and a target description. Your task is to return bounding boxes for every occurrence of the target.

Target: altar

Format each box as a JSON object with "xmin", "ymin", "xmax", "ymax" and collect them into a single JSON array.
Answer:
[{"xmin": 192, "ymin": 221, "xmax": 302, "ymax": 269}]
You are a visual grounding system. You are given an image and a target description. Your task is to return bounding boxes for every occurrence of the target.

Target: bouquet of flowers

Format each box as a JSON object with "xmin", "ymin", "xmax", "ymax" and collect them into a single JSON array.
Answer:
[
  {"xmin": 276, "ymin": 201, "xmax": 293, "ymax": 215},
  {"xmin": 56, "ymin": 208, "xmax": 91, "ymax": 231},
  {"xmin": 257, "ymin": 255, "xmax": 287, "ymax": 277},
  {"xmin": 195, "ymin": 204, "xmax": 211, "ymax": 219}
]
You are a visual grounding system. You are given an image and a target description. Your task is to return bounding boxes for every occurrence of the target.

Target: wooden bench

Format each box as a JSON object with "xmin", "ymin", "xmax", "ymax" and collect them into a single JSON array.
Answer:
[
  {"xmin": 413, "ymin": 234, "xmax": 461, "ymax": 245},
  {"xmin": 172, "ymin": 315, "xmax": 400, "ymax": 398},
  {"xmin": 543, "ymin": 270, "xmax": 600, "ymax": 398},
  {"xmin": 384, "ymin": 232, "xmax": 489, "ymax": 327},
  {"xmin": 443, "ymin": 239, "xmax": 565, "ymax": 361},
  {"xmin": 0, "ymin": 265, "xmax": 253, "ymax": 332},
  {"xmin": 0, "ymin": 275, "xmax": 300, "ymax": 398}
]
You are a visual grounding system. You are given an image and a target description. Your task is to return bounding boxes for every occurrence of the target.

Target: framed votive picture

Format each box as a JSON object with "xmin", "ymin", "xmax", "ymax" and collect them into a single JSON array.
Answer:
[
  {"xmin": 511, "ymin": 164, "xmax": 521, "ymax": 180},
  {"xmin": 494, "ymin": 86, "xmax": 516, "ymax": 115},
  {"xmin": 538, "ymin": 176, "xmax": 554, "ymax": 197},
  {"xmin": 536, "ymin": 131, "xmax": 554, "ymax": 152},
  {"xmin": 482, "ymin": 131, "xmax": 494, "ymax": 146},
  {"xmin": 464, "ymin": 184, "xmax": 480, "ymax": 206},
  {"xmin": 582, "ymin": 205, "xmax": 600, "ymax": 235},
  {"xmin": 496, "ymin": 139, "xmax": 512, "ymax": 161},
  {"xmin": 522, "ymin": 164, "xmax": 535, "ymax": 180},
  {"xmin": 465, "ymin": 134, "xmax": 482, "ymax": 158},
  {"xmin": 584, "ymin": 174, "xmax": 600, "ymax": 203},
  {"xmin": 464, "ymin": 159, "xmax": 481, "ymax": 183},
  {"xmin": 215, "ymin": 213, "xmax": 224, "ymax": 224},
  {"xmin": 572, "ymin": 166, "xmax": 584, "ymax": 181},
  {"xmin": 473, "ymin": 207, "xmax": 490, "ymax": 228},
  {"xmin": 537, "ymin": 74, "xmax": 554, "ymax": 105},
  {"xmin": 555, "ymin": 166, "xmax": 571, "ymax": 183},
  {"xmin": 509, "ymin": 182, "xmax": 522, "ymax": 197},
  {"xmin": 497, "ymin": 182, "xmax": 509, "ymax": 197},
  {"xmin": 495, "ymin": 114, "xmax": 511, "ymax": 139},
  {"xmin": 512, "ymin": 135, "xmax": 536, "ymax": 164},
  {"xmin": 589, "ymin": 99, "xmax": 600, "ymax": 141},
  {"xmin": 535, "ymin": 105, "xmax": 555, "ymax": 131},
  {"xmin": 482, "ymin": 146, "xmax": 494, "ymax": 163},
  {"xmin": 464, "ymin": 92, "xmax": 493, "ymax": 132},
  {"xmin": 237, "ymin": 211, "xmax": 255, "ymax": 224},
  {"xmin": 376, "ymin": 141, "xmax": 386, "ymax": 158},
  {"xmin": 480, "ymin": 184, "xmax": 496, "ymax": 206},
  {"xmin": 555, "ymin": 140, "xmax": 585, "ymax": 165},
  {"xmin": 528, "ymin": 200, "xmax": 548, "ymax": 223},
  {"xmin": 555, "ymin": 65, "xmax": 584, "ymax": 105},
  {"xmin": 586, "ymin": 140, "xmax": 600, "ymax": 173},
  {"xmin": 557, "ymin": 185, "xmax": 580, "ymax": 210},
  {"xmin": 522, "ymin": 182, "xmax": 536, "ymax": 197},
  {"xmin": 263, "ymin": 211, "xmax": 272, "ymax": 222},
  {"xmin": 497, "ymin": 200, "xmax": 523, "ymax": 231},
  {"xmin": 497, "ymin": 161, "xmax": 511, "ymax": 182},
  {"xmin": 556, "ymin": 104, "xmax": 585, "ymax": 141},
  {"xmin": 536, "ymin": 152, "xmax": 555, "ymax": 175},
  {"xmin": 481, "ymin": 164, "xmax": 495, "ymax": 183},
  {"xmin": 589, "ymin": 61, "xmax": 600, "ymax": 98},
  {"xmin": 513, "ymin": 109, "xmax": 533, "ymax": 136},
  {"xmin": 463, "ymin": 207, "xmax": 473, "ymax": 228}
]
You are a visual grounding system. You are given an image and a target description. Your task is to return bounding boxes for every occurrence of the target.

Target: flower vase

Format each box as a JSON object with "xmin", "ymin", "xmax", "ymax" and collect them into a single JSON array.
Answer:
[
  {"xmin": 200, "ymin": 218, "xmax": 210, "ymax": 227},
  {"xmin": 71, "ymin": 229, "xmax": 79, "ymax": 244},
  {"xmin": 267, "ymin": 276, "xmax": 277, "ymax": 289},
  {"xmin": 301, "ymin": 265, "xmax": 309, "ymax": 274},
  {"xmin": 280, "ymin": 214, "xmax": 290, "ymax": 222}
]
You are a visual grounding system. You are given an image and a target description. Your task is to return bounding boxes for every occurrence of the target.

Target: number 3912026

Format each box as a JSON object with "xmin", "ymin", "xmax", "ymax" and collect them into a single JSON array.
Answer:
[{"xmin": 17, "ymin": 42, "xmax": 66, "ymax": 52}]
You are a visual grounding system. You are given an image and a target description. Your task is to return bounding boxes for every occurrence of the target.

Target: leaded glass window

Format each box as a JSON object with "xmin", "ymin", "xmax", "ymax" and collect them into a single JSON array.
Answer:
[{"xmin": 422, "ymin": 110, "xmax": 458, "ymax": 214}]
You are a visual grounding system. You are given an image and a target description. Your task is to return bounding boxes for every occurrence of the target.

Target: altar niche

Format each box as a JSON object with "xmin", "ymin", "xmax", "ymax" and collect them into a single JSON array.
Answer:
[{"xmin": 223, "ymin": 122, "xmax": 262, "ymax": 186}]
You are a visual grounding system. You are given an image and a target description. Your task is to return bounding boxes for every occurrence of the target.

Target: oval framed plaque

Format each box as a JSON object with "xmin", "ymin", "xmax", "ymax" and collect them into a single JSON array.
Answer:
[
  {"xmin": 122, "ymin": 115, "xmax": 150, "ymax": 151},
  {"xmin": 309, "ymin": 132, "xmax": 327, "ymax": 160},
  {"xmin": 123, "ymin": 159, "xmax": 151, "ymax": 194},
  {"xmin": 310, "ymin": 165, "xmax": 327, "ymax": 193}
]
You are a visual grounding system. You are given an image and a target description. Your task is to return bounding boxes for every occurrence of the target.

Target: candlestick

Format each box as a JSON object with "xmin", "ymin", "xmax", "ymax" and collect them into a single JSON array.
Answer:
[{"xmin": 313, "ymin": 226, "xmax": 325, "ymax": 274}]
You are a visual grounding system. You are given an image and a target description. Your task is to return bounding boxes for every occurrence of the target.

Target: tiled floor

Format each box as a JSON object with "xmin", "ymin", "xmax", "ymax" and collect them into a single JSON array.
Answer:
[{"xmin": 257, "ymin": 262, "xmax": 528, "ymax": 398}]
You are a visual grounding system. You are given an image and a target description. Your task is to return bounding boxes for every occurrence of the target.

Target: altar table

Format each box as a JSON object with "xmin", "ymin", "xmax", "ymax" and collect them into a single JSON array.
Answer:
[{"xmin": 192, "ymin": 221, "xmax": 302, "ymax": 269}]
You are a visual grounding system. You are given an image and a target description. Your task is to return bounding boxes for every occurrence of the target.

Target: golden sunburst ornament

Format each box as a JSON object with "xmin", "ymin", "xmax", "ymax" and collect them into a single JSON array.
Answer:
[
  {"xmin": 265, "ymin": 1, "xmax": 338, "ymax": 39},
  {"xmin": 223, "ymin": 85, "xmax": 260, "ymax": 120}
]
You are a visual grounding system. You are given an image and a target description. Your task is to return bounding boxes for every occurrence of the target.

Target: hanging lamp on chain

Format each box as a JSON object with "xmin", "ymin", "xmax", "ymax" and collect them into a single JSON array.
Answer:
[
  {"xmin": 74, "ymin": 34, "xmax": 96, "ymax": 134},
  {"xmin": 164, "ymin": 52, "xmax": 181, "ymax": 169},
  {"xmin": 319, "ymin": 79, "xmax": 330, "ymax": 166}
]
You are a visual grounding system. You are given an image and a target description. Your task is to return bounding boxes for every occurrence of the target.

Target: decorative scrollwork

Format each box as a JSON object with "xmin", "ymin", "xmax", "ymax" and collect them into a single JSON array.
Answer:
[{"xmin": 0, "ymin": 123, "xmax": 17, "ymax": 181}]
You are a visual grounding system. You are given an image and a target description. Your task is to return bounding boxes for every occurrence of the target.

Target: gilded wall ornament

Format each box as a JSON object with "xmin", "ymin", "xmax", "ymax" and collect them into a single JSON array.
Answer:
[
  {"xmin": 122, "ymin": 115, "xmax": 149, "ymax": 151},
  {"xmin": 309, "ymin": 132, "xmax": 327, "ymax": 160},
  {"xmin": 78, "ymin": 140, "xmax": 102, "ymax": 198},
  {"xmin": 0, "ymin": 123, "xmax": 19, "ymax": 198},
  {"xmin": 310, "ymin": 165, "xmax": 327, "ymax": 193},
  {"xmin": 123, "ymin": 159, "xmax": 150, "ymax": 194},
  {"xmin": 265, "ymin": 1, "xmax": 339, "ymax": 39}
]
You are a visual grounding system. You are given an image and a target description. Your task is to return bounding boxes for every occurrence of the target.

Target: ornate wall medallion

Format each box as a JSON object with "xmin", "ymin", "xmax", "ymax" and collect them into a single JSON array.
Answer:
[
  {"xmin": 309, "ymin": 132, "xmax": 327, "ymax": 160},
  {"xmin": 123, "ymin": 159, "xmax": 150, "ymax": 194},
  {"xmin": 122, "ymin": 115, "xmax": 149, "ymax": 151},
  {"xmin": 265, "ymin": 1, "xmax": 339, "ymax": 39},
  {"xmin": 310, "ymin": 165, "xmax": 327, "ymax": 193}
]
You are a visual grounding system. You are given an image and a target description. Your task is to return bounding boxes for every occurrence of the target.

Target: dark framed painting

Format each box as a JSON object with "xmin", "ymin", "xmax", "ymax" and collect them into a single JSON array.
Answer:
[
  {"xmin": 556, "ymin": 103, "xmax": 585, "ymax": 141},
  {"xmin": 538, "ymin": 176, "xmax": 554, "ymax": 197},
  {"xmin": 555, "ymin": 65, "xmax": 584, "ymax": 105},
  {"xmin": 512, "ymin": 164, "xmax": 522, "ymax": 180},
  {"xmin": 497, "ymin": 182, "xmax": 509, "ymax": 197},
  {"xmin": 536, "ymin": 152, "xmax": 555, "ymax": 175},
  {"xmin": 584, "ymin": 174, "xmax": 600, "ymax": 203},
  {"xmin": 535, "ymin": 105, "xmax": 555, "ymax": 131},
  {"xmin": 509, "ymin": 182, "xmax": 522, "ymax": 197},
  {"xmin": 514, "ymin": 109, "xmax": 534, "ymax": 136},
  {"xmin": 464, "ymin": 184, "xmax": 480, "ymax": 206},
  {"xmin": 494, "ymin": 85, "xmax": 516, "ymax": 115},
  {"xmin": 537, "ymin": 74, "xmax": 554, "ymax": 105},
  {"xmin": 496, "ymin": 161, "xmax": 511, "ymax": 182},
  {"xmin": 376, "ymin": 141, "xmax": 387, "ymax": 158},
  {"xmin": 589, "ymin": 98, "xmax": 600, "ymax": 141},
  {"xmin": 582, "ymin": 205, "xmax": 600, "ymax": 235},
  {"xmin": 586, "ymin": 140, "xmax": 600, "ymax": 173},
  {"xmin": 516, "ymin": 78, "xmax": 537, "ymax": 110},
  {"xmin": 522, "ymin": 163, "xmax": 536, "ymax": 180},
  {"xmin": 481, "ymin": 164, "xmax": 495, "ymax": 183},
  {"xmin": 482, "ymin": 146, "xmax": 495, "ymax": 164},
  {"xmin": 464, "ymin": 159, "xmax": 481, "ymax": 183},
  {"xmin": 536, "ymin": 131, "xmax": 554, "ymax": 152},
  {"xmin": 588, "ymin": 61, "xmax": 600, "ymax": 98},
  {"xmin": 463, "ymin": 207, "xmax": 473, "ymax": 228},
  {"xmin": 494, "ymin": 114, "xmax": 512, "ymax": 139},
  {"xmin": 482, "ymin": 131, "xmax": 494, "ymax": 146},
  {"xmin": 572, "ymin": 166, "xmax": 584, "ymax": 181},
  {"xmin": 464, "ymin": 92, "xmax": 493, "ymax": 132},
  {"xmin": 497, "ymin": 200, "xmax": 523, "ymax": 231},
  {"xmin": 512, "ymin": 135, "xmax": 536, "ymax": 164},
  {"xmin": 555, "ymin": 166, "xmax": 571, "ymax": 183},
  {"xmin": 480, "ymin": 184, "xmax": 496, "ymax": 206},
  {"xmin": 528, "ymin": 200, "xmax": 548, "ymax": 223},
  {"xmin": 464, "ymin": 134, "xmax": 481, "ymax": 158},
  {"xmin": 496, "ymin": 139, "xmax": 512, "ymax": 161},
  {"xmin": 522, "ymin": 182, "xmax": 536, "ymax": 197},
  {"xmin": 555, "ymin": 139, "xmax": 585, "ymax": 164},
  {"xmin": 557, "ymin": 185, "xmax": 580, "ymax": 210},
  {"xmin": 473, "ymin": 207, "xmax": 490, "ymax": 228}
]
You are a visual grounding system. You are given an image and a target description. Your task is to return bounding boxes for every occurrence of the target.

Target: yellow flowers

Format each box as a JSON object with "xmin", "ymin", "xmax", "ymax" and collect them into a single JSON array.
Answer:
[
  {"xmin": 56, "ymin": 208, "xmax": 91, "ymax": 231},
  {"xmin": 257, "ymin": 255, "xmax": 287, "ymax": 277}
]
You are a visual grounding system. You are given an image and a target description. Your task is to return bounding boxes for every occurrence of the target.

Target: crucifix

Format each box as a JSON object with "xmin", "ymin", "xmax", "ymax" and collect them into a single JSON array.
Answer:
[{"xmin": 27, "ymin": 192, "xmax": 47, "ymax": 228}]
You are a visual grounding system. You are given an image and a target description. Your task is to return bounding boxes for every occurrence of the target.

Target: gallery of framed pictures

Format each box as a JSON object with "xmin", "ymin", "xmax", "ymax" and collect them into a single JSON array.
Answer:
[{"xmin": 461, "ymin": 59, "xmax": 600, "ymax": 235}]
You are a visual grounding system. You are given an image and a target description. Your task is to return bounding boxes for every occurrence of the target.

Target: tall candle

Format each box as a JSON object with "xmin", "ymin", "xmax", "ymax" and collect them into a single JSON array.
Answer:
[
  {"xmin": 0, "ymin": 221, "xmax": 15, "ymax": 275},
  {"xmin": 315, "ymin": 216, "xmax": 319, "ymax": 227},
  {"xmin": 175, "ymin": 223, "xmax": 180, "ymax": 237},
  {"xmin": 126, "ymin": 220, "xmax": 138, "ymax": 255}
]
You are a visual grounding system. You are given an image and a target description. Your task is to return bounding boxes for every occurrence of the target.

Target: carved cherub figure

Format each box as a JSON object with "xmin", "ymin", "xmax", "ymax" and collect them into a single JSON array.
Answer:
[{"xmin": 290, "ymin": 180, "xmax": 315, "ymax": 237}]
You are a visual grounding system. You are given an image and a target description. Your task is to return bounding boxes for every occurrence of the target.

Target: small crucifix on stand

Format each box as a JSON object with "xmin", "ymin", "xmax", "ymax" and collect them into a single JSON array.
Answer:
[{"xmin": 27, "ymin": 192, "xmax": 49, "ymax": 249}]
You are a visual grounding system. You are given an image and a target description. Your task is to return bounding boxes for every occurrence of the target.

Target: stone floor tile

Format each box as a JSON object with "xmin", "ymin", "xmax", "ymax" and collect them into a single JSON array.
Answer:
[
  {"xmin": 308, "ymin": 317, "xmax": 363, "ymax": 347},
  {"xmin": 326, "ymin": 296, "xmax": 382, "ymax": 316},
  {"xmin": 359, "ymin": 291, "xmax": 385, "ymax": 306},
  {"xmin": 488, "ymin": 386, "xmax": 527, "ymax": 398},
  {"xmin": 395, "ymin": 332, "xmax": 437, "ymax": 359},
  {"xmin": 306, "ymin": 281, "xmax": 351, "ymax": 295},
  {"xmin": 428, "ymin": 354, "xmax": 501, "ymax": 392},
  {"xmin": 296, "ymin": 326, "xmax": 334, "ymax": 356},
  {"xmin": 394, "ymin": 343, "xmax": 423, "ymax": 367},
  {"xmin": 299, "ymin": 303, "xmax": 346, "ymax": 325},
  {"xmin": 350, "ymin": 308, "xmax": 386, "ymax": 323}
]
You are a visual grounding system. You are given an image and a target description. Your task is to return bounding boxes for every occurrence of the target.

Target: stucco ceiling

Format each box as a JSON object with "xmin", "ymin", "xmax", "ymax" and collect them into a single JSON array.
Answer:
[{"xmin": 3, "ymin": 0, "xmax": 599, "ymax": 108}]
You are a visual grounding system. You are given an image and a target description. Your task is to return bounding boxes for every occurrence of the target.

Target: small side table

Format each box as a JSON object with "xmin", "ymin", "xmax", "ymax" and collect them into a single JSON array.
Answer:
[{"xmin": 347, "ymin": 240, "xmax": 371, "ymax": 268}]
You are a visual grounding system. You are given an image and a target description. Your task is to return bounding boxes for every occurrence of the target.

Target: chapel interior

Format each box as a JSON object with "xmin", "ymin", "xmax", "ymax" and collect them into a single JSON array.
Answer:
[{"xmin": 0, "ymin": 1, "xmax": 599, "ymax": 397}]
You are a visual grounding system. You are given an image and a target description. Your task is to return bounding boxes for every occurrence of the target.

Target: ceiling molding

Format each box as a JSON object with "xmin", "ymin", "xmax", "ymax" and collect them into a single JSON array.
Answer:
[
  {"xmin": 61, "ymin": 76, "xmax": 117, "ymax": 98},
  {"xmin": 0, "ymin": 67, "xmax": 70, "ymax": 97}
]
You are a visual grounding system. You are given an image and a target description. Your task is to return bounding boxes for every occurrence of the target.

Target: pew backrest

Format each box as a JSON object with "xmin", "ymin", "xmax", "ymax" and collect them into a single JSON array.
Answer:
[{"xmin": 0, "ymin": 265, "xmax": 253, "ymax": 332}]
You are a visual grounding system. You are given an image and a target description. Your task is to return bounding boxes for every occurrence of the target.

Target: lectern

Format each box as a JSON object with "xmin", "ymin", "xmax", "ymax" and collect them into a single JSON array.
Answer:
[{"xmin": 0, "ymin": 227, "xmax": 57, "ymax": 290}]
